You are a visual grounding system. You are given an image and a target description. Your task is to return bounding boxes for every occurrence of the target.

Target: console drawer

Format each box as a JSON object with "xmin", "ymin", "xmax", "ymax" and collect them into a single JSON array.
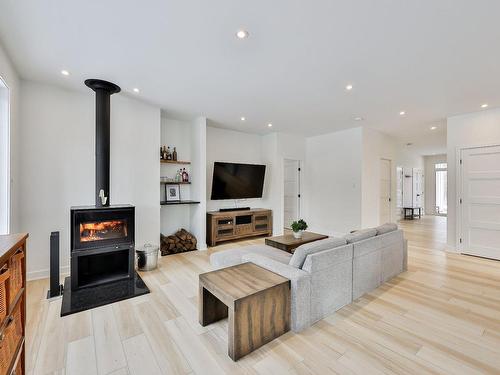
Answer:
[
  {"xmin": 235, "ymin": 224, "xmax": 252, "ymax": 235},
  {"xmin": 217, "ymin": 228, "xmax": 234, "ymax": 238}
]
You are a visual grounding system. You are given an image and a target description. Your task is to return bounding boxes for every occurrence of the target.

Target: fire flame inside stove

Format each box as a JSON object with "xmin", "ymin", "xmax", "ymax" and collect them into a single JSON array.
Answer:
[{"xmin": 80, "ymin": 220, "xmax": 127, "ymax": 242}]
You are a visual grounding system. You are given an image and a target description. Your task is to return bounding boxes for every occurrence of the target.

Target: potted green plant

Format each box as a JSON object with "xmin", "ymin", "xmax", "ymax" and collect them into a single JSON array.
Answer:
[{"xmin": 291, "ymin": 219, "xmax": 308, "ymax": 239}]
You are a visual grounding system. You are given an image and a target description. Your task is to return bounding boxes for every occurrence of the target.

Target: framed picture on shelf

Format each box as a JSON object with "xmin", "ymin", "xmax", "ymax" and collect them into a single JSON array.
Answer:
[{"xmin": 166, "ymin": 184, "xmax": 181, "ymax": 202}]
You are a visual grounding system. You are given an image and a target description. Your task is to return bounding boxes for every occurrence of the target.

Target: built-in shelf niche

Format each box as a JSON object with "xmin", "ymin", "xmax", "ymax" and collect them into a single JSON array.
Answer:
[{"xmin": 160, "ymin": 114, "xmax": 207, "ymax": 249}]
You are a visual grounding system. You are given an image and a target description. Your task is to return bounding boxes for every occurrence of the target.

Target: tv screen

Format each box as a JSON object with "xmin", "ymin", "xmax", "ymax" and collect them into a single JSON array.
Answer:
[{"xmin": 211, "ymin": 162, "xmax": 266, "ymax": 200}]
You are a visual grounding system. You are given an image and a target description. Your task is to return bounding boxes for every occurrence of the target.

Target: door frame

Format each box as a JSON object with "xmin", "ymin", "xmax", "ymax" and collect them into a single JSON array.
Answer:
[
  {"xmin": 379, "ymin": 158, "xmax": 392, "ymax": 224},
  {"xmin": 456, "ymin": 143, "xmax": 500, "ymax": 253},
  {"xmin": 0, "ymin": 75, "xmax": 10, "ymax": 235}
]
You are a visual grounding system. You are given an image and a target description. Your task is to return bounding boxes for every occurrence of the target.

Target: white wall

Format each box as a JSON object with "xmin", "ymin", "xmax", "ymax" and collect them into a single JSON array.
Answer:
[
  {"xmin": 447, "ymin": 108, "xmax": 500, "ymax": 250},
  {"xmin": 206, "ymin": 127, "xmax": 305, "ymax": 236},
  {"xmin": 304, "ymin": 127, "xmax": 363, "ymax": 236},
  {"xmin": 206, "ymin": 126, "xmax": 265, "ymax": 211},
  {"xmin": 361, "ymin": 127, "xmax": 425, "ymax": 227},
  {"xmin": 190, "ymin": 117, "xmax": 207, "ymax": 249},
  {"xmin": 0, "ymin": 42, "xmax": 20, "ymax": 234},
  {"xmin": 423, "ymin": 154, "xmax": 447, "ymax": 215},
  {"xmin": 19, "ymin": 80, "xmax": 161, "ymax": 279},
  {"xmin": 361, "ymin": 128, "xmax": 397, "ymax": 228}
]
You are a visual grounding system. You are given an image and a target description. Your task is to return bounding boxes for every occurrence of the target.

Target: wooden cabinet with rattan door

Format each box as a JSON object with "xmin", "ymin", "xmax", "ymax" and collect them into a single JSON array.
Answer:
[{"xmin": 0, "ymin": 233, "xmax": 27, "ymax": 375}]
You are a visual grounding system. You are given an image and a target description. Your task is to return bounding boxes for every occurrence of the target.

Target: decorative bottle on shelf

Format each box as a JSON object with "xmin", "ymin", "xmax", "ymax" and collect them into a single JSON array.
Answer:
[
  {"xmin": 172, "ymin": 147, "xmax": 178, "ymax": 161},
  {"xmin": 182, "ymin": 168, "xmax": 189, "ymax": 183},
  {"xmin": 162, "ymin": 146, "xmax": 168, "ymax": 160},
  {"xmin": 160, "ymin": 146, "xmax": 164, "ymax": 160},
  {"xmin": 175, "ymin": 169, "xmax": 182, "ymax": 182},
  {"xmin": 166, "ymin": 146, "xmax": 172, "ymax": 160}
]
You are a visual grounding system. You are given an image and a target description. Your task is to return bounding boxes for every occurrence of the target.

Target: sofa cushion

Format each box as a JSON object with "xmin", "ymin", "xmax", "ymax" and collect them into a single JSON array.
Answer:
[
  {"xmin": 210, "ymin": 245, "xmax": 292, "ymax": 269},
  {"xmin": 376, "ymin": 223, "xmax": 398, "ymax": 235},
  {"xmin": 289, "ymin": 237, "xmax": 347, "ymax": 269},
  {"xmin": 344, "ymin": 228, "xmax": 377, "ymax": 244}
]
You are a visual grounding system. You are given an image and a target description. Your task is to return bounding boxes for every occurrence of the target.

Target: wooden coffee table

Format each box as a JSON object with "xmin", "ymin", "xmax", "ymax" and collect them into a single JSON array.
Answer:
[
  {"xmin": 199, "ymin": 262, "xmax": 290, "ymax": 361},
  {"xmin": 265, "ymin": 231, "xmax": 328, "ymax": 253}
]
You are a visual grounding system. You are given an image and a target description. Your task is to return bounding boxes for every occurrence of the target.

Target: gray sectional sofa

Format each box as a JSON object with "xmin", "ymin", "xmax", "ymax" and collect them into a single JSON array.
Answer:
[{"xmin": 209, "ymin": 223, "xmax": 408, "ymax": 332}]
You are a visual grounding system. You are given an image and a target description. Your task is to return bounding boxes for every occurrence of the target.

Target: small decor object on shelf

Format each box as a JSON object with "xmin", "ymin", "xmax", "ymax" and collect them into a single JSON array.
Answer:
[
  {"xmin": 166, "ymin": 146, "xmax": 172, "ymax": 160},
  {"xmin": 173, "ymin": 147, "xmax": 178, "ymax": 161},
  {"xmin": 291, "ymin": 219, "xmax": 308, "ymax": 239},
  {"xmin": 160, "ymin": 146, "xmax": 164, "ymax": 160},
  {"xmin": 166, "ymin": 184, "xmax": 180, "ymax": 201},
  {"xmin": 182, "ymin": 168, "xmax": 189, "ymax": 182},
  {"xmin": 175, "ymin": 169, "xmax": 182, "ymax": 182},
  {"xmin": 162, "ymin": 146, "xmax": 168, "ymax": 160}
]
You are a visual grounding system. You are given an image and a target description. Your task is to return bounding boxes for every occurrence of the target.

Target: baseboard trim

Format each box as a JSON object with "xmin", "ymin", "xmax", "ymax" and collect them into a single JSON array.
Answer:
[
  {"xmin": 28, "ymin": 265, "xmax": 70, "ymax": 281},
  {"xmin": 445, "ymin": 244, "xmax": 459, "ymax": 253}
]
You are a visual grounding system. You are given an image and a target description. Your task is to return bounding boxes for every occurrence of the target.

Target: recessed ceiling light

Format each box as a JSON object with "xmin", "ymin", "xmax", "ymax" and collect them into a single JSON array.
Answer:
[
  {"xmin": 345, "ymin": 84, "xmax": 353, "ymax": 91},
  {"xmin": 236, "ymin": 30, "xmax": 249, "ymax": 39},
  {"xmin": 481, "ymin": 103, "xmax": 488, "ymax": 108},
  {"xmin": 268, "ymin": 123, "xmax": 273, "ymax": 127},
  {"xmin": 430, "ymin": 126, "xmax": 437, "ymax": 130},
  {"xmin": 61, "ymin": 70, "xmax": 70, "ymax": 76},
  {"xmin": 240, "ymin": 117, "xmax": 246, "ymax": 121},
  {"xmin": 399, "ymin": 111, "xmax": 406, "ymax": 116},
  {"xmin": 133, "ymin": 88, "xmax": 140, "ymax": 93},
  {"xmin": 354, "ymin": 116, "xmax": 364, "ymax": 121}
]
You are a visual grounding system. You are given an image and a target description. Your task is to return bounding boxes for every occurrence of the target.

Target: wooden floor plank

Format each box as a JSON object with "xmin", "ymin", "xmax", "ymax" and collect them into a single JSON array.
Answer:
[{"xmin": 25, "ymin": 216, "xmax": 500, "ymax": 375}]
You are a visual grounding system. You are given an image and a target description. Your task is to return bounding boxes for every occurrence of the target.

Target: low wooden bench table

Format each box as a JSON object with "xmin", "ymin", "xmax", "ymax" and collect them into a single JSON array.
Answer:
[
  {"xmin": 199, "ymin": 262, "xmax": 290, "ymax": 361},
  {"xmin": 265, "ymin": 231, "xmax": 328, "ymax": 253}
]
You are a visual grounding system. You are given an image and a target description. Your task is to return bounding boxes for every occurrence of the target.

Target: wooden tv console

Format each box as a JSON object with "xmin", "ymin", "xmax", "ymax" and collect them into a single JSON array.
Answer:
[{"xmin": 207, "ymin": 209, "xmax": 272, "ymax": 246}]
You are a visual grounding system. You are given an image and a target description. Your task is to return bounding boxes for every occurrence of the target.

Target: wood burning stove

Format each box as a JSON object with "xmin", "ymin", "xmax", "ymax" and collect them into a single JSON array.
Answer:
[
  {"xmin": 60, "ymin": 79, "xmax": 149, "ymax": 317},
  {"xmin": 70, "ymin": 205, "xmax": 135, "ymax": 290}
]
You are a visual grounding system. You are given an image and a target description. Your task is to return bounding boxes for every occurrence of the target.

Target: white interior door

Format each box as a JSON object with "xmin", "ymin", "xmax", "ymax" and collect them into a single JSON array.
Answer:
[
  {"xmin": 284, "ymin": 159, "xmax": 300, "ymax": 229},
  {"xmin": 402, "ymin": 168, "xmax": 413, "ymax": 207},
  {"xmin": 413, "ymin": 168, "xmax": 424, "ymax": 208},
  {"xmin": 460, "ymin": 145, "xmax": 500, "ymax": 260},
  {"xmin": 379, "ymin": 159, "xmax": 392, "ymax": 224}
]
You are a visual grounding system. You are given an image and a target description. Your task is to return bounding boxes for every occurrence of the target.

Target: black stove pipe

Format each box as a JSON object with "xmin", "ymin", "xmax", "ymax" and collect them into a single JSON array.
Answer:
[{"xmin": 84, "ymin": 79, "xmax": 121, "ymax": 207}]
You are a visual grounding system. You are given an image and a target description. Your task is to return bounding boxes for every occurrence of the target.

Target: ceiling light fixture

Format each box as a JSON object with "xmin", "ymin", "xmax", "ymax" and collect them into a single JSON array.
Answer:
[
  {"xmin": 236, "ymin": 30, "xmax": 249, "ymax": 39},
  {"xmin": 345, "ymin": 84, "xmax": 353, "ymax": 91},
  {"xmin": 240, "ymin": 117, "xmax": 246, "ymax": 121},
  {"xmin": 268, "ymin": 123, "xmax": 273, "ymax": 127},
  {"xmin": 430, "ymin": 126, "xmax": 437, "ymax": 130},
  {"xmin": 481, "ymin": 103, "xmax": 489, "ymax": 108},
  {"xmin": 399, "ymin": 111, "xmax": 406, "ymax": 116},
  {"xmin": 61, "ymin": 70, "xmax": 70, "ymax": 76},
  {"xmin": 133, "ymin": 88, "xmax": 140, "ymax": 93}
]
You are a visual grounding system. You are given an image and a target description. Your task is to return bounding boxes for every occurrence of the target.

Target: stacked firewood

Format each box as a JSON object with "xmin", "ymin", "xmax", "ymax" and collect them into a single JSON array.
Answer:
[{"xmin": 161, "ymin": 229, "xmax": 197, "ymax": 256}]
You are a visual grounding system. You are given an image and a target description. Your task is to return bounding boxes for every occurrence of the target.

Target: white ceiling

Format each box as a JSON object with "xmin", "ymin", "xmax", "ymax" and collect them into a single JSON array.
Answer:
[{"xmin": 1, "ymin": 0, "xmax": 499, "ymax": 154}]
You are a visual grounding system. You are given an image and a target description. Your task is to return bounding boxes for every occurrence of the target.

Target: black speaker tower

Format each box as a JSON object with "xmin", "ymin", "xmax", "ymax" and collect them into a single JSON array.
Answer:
[{"xmin": 47, "ymin": 231, "xmax": 64, "ymax": 298}]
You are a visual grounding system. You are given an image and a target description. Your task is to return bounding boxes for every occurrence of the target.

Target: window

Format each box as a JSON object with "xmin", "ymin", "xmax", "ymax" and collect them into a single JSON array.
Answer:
[
  {"xmin": 0, "ymin": 77, "xmax": 9, "ymax": 234},
  {"xmin": 435, "ymin": 163, "xmax": 447, "ymax": 215}
]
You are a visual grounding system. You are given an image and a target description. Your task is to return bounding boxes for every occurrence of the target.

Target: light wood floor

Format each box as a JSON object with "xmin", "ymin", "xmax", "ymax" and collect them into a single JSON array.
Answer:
[{"xmin": 26, "ymin": 216, "xmax": 500, "ymax": 375}]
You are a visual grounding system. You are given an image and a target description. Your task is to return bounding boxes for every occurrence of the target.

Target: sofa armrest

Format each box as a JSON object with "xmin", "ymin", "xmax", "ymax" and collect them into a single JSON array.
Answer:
[
  {"xmin": 242, "ymin": 253, "xmax": 309, "ymax": 279},
  {"xmin": 242, "ymin": 253, "xmax": 311, "ymax": 332}
]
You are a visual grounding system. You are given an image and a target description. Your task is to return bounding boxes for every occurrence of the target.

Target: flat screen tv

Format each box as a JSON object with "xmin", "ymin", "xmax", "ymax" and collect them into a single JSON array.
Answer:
[{"xmin": 211, "ymin": 162, "xmax": 266, "ymax": 200}]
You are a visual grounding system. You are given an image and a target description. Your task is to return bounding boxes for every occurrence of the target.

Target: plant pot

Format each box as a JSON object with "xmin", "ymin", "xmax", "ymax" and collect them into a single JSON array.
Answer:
[{"xmin": 293, "ymin": 230, "xmax": 303, "ymax": 239}]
